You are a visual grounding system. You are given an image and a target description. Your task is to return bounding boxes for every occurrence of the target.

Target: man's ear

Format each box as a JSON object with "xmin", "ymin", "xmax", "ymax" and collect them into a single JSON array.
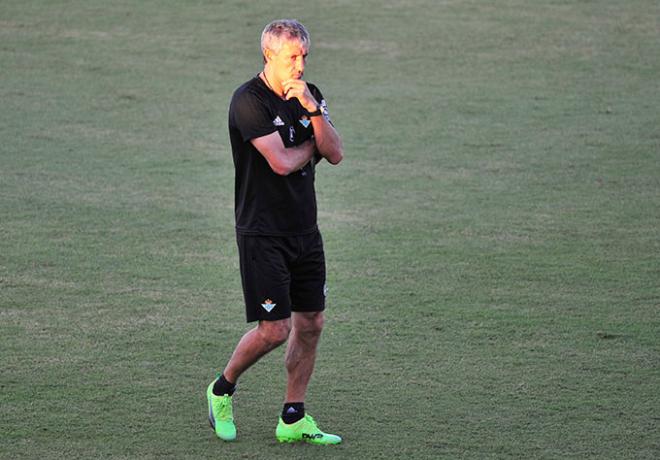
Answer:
[{"xmin": 263, "ymin": 48, "xmax": 272, "ymax": 62}]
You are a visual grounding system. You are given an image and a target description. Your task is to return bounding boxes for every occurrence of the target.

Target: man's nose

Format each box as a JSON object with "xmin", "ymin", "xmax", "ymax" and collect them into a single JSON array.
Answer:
[{"xmin": 295, "ymin": 57, "xmax": 305, "ymax": 73}]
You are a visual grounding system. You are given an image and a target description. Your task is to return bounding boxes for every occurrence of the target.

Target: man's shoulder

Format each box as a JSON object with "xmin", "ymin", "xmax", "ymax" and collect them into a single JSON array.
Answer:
[
  {"xmin": 306, "ymin": 81, "xmax": 322, "ymax": 96},
  {"xmin": 229, "ymin": 76, "xmax": 271, "ymax": 124},
  {"xmin": 231, "ymin": 76, "xmax": 263, "ymax": 102}
]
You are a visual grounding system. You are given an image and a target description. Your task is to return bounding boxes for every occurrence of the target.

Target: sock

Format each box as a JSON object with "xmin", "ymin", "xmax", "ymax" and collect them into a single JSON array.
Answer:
[
  {"xmin": 212, "ymin": 374, "xmax": 236, "ymax": 397},
  {"xmin": 282, "ymin": 402, "xmax": 305, "ymax": 424}
]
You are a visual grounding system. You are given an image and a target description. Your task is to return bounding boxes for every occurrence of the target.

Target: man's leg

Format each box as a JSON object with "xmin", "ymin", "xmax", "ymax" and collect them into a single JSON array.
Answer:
[
  {"xmin": 284, "ymin": 311, "xmax": 324, "ymax": 402},
  {"xmin": 208, "ymin": 318, "xmax": 291, "ymax": 441},
  {"xmin": 276, "ymin": 311, "xmax": 341, "ymax": 445},
  {"xmin": 224, "ymin": 318, "xmax": 292, "ymax": 383}
]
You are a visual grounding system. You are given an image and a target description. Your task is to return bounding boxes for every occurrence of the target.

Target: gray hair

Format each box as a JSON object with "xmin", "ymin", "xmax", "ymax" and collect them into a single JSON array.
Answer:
[{"xmin": 260, "ymin": 19, "xmax": 310, "ymax": 57}]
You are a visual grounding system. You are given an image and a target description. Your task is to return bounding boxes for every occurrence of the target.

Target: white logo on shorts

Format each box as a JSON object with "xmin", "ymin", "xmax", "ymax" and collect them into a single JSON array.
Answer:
[{"xmin": 261, "ymin": 299, "xmax": 276, "ymax": 312}]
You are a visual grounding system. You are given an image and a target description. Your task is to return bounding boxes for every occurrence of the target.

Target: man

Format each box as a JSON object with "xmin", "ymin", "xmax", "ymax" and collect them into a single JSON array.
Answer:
[{"xmin": 206, "ymin": 19, "xmax": 344, "ymax": 445}]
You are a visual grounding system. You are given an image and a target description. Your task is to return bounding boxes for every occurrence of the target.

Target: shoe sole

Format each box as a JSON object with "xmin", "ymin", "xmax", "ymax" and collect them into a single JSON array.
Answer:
[{"xmin": 276, "ymin": 435, "xmax": 341, "ymax": 445}]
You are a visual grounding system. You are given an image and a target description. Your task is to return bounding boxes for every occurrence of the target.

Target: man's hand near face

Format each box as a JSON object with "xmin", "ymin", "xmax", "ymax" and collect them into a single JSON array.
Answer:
[{"xmin": 282, "ymin": 79, "xmax": 318, "ymax": 112}]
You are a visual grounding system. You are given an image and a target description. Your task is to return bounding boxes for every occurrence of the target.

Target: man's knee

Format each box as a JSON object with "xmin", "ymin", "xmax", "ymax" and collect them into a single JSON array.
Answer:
[
  {"xmin": 257, "ymin": 319, "xmax": 291, "ymax": 347},
  {"xmin": 295, "ymin": 311, "xmax": 325, "ymax": 337}
]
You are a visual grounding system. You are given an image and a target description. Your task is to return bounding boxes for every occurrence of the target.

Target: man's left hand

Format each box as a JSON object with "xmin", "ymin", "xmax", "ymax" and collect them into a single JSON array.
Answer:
[{"xmin": 282, "ymin": 79, "xmax": 317, "ymax": 113}]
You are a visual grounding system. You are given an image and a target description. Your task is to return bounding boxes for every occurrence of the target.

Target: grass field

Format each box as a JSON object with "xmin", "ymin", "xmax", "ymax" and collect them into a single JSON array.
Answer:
[{"xmin": 1, "ymin": 1, "xmax": 659, "ymax": 458}]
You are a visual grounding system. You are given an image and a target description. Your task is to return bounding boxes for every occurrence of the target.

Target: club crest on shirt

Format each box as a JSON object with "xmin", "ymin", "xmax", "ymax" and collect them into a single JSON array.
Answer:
[{"xmin": 299, "ymin": 115, "xmax": 311, "ymax": 128}]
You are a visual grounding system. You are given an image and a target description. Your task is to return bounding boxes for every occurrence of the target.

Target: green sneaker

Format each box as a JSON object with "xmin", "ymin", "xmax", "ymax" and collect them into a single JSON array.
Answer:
[
  {"xmin": 276, "ymin": 414, "xmax": 342, "ymax": 445},
  {"xmin": 207, "ymin": 379, "xmax": 236, "ymax": 441}
]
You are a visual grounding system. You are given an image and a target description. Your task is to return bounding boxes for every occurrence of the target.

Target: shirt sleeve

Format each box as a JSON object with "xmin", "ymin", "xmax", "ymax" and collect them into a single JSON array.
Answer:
[
  {"xmin": 231, "ymin": 89, "xmax": 276, "ymax": 142},
  {"xmin": 310, "ymin": 85, "xmax": 333, "ymax": 124}
]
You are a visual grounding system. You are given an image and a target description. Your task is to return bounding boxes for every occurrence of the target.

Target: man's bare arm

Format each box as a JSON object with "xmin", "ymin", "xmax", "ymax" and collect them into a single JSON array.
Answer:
[
  {"xmin": 251, "ymin": 132, "xmax": 316, "ymax": 176},
  {"xmin": 309, "ymin": 114, "xmax": 343, "ymax": 165}
]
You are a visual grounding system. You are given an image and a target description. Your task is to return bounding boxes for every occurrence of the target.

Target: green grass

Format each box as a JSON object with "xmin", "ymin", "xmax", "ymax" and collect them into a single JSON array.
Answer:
[{"xmin": 1, "ymin": 0, "xmax": 659, "ymax": 458}]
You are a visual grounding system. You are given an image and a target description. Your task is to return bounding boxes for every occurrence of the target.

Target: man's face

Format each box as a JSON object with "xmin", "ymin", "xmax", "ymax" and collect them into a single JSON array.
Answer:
[{"xmin": 267, "ymin": 39, "xmax": 308, "ymax": 83}]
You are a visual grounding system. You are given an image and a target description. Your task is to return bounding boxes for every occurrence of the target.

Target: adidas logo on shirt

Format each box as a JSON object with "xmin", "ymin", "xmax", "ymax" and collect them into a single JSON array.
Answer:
[{"xmin": 273, "ymin": 116, "xmax": 285, "ymax": 126}]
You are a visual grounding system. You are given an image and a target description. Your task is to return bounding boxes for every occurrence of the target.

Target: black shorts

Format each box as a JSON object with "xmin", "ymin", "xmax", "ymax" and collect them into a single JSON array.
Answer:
[{"xmin": 236, "ymin": 230, "xmax": 326, "ymax": 322}]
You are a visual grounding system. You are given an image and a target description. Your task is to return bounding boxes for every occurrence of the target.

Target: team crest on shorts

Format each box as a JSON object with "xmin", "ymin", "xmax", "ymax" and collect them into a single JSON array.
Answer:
[{"xmin": 261, "ymin": 299, "xmax": 276, "ymax": 312}]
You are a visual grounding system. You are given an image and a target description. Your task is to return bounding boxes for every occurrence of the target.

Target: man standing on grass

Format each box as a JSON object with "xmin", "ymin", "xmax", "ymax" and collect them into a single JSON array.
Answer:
[{"xmin": 206, "ymin": 19, "xmax": 344, "ymax": 445}]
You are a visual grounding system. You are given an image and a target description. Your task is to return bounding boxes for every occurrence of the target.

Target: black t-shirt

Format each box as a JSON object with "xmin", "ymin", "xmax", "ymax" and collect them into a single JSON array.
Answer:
[{"xmin": 228, "ymin": 75, "xmax": 326, "ymax": 236}]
